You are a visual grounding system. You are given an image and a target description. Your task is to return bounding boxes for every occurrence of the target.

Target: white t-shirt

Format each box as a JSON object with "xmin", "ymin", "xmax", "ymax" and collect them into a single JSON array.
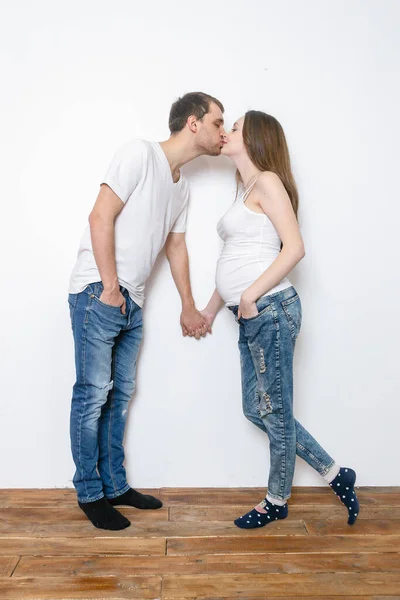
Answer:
[{"xmin": 69, "ymin": 140, "xmax": 189, "ymax": 307}]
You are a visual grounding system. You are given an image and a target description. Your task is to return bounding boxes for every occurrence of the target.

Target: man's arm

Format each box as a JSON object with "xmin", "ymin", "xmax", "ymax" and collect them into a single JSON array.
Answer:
[
  {"xmin": 88, "ymin": 183, "xmax": 127, "ymax": 313},
  {"xmin": 165, "ymin": 232, "xmax": 208, "ymax": 338}
]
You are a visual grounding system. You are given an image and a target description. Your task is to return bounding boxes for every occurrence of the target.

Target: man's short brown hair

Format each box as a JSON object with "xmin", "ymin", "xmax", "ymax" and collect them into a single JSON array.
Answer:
[{"xmin": 169, "ymin": 92, "xmax": 224, "ymax": 134}]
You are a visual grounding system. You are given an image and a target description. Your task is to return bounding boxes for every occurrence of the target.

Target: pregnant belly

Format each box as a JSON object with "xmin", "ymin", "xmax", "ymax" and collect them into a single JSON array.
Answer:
[{"xmin": 216, "ymin": 255, "xmax": 266, "ymax": 305}]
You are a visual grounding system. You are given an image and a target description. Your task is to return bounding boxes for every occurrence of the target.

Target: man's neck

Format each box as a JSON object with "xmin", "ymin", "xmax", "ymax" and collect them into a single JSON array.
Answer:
[{"xmin": 159, "ymin": 135, "xmax": 201, "ymax": 182}]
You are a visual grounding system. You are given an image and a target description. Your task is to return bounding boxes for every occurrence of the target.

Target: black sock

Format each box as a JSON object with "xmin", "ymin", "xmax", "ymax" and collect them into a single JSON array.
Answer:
[
  {"xmin": 108, "ymin": 487, "xmax": 162, "ymax": 510},
  {"xmin": 234, "ymin": 498, "xmax": 288, "ymax": 529},
  {"xmin": 78, "ymin": 497, "xmax": 130, "ymax": 530},
  {"xmin": 329, "ymin": 467, "xmax": 360, "ymax": 525}
]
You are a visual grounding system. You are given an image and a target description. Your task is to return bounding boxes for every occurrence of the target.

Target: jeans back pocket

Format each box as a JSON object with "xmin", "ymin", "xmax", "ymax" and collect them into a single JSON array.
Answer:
[{"xmin": 281, "ymin": 294, "xmax": 302, "ymax": 340}]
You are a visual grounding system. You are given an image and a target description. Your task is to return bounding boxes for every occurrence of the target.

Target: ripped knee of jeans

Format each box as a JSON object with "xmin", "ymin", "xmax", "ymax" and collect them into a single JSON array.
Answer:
[
  {"xmin": 259, "ymin": 348, "xmax": 266, "ymax": 374},
  {"xmin": 258, "ymin": 391, "xmax": 273, "ymax": 417}
]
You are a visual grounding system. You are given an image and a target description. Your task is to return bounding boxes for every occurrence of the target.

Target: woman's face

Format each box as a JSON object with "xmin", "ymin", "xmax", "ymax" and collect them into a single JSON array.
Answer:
[{"xmin": 221, "ymin": 116, "xmax": 245, "ymax": 157}]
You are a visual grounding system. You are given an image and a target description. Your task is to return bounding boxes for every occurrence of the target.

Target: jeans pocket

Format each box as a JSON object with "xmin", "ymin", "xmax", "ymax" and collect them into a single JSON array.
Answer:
[
  {"xmin": 92, "ymin": 296, "xmax": 124, "ymax": 312},
  {"xmin": 87, "ymin": 283, "xmax": 124, "ymax": 313},
  {"xmin": 68, "ymin": 293, "xmax": 79, "ymax": 324},
  {"xmin": 240, "ymin": 303, "xmax": 272, "ymax": 324},
  {"xmin": 281, "ymin": 294, "xmax": 302, "ymax": 340}
]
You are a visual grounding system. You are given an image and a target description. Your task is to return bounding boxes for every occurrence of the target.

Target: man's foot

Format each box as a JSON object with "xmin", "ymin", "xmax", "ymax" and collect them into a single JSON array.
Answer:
[
  {"xmin": 234, "ymin": 497, "xmax": 288, "ymax": 529},
  {"xmin": 78, "ymin": 497, "xmax": 130, "ymax": 530},
  {"xmin": 108, "ymin": 487, "xmax": 162, "ymax": 510}
]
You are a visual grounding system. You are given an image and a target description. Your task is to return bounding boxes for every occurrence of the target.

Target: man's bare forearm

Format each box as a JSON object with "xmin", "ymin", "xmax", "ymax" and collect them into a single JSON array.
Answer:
[
  {"xmin": 165, "ymin": 237, "xmax": 195, "ymax": 308},
  {"xmin": 165, "ymin": 233, "xmax": 207, "ymax": 337},
  {"xmin": 89, "ymin": 213, "xmax": 119, "ymax": 292}
]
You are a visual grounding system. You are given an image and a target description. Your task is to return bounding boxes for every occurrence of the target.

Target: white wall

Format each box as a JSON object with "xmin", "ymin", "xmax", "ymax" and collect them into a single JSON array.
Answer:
[{"xmin": 1, "ymin": 0, "xmax": 399, "ymax": 489}]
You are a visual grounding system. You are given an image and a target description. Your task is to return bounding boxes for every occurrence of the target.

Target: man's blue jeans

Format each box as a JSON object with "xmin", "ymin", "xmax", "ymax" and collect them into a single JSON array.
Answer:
[{"xmin": 68, "ymin": 282, "xmax": 142, "ymax": 503}]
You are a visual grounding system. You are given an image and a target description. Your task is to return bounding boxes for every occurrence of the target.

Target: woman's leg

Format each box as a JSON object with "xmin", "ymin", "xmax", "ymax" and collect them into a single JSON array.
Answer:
[{"xmin": 234, "ymin": 299, "xmax": 295, "ymax": 528}]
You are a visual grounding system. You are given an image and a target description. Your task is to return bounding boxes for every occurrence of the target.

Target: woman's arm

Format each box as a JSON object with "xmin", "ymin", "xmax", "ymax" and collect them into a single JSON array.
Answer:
[
  {"xmin": 239, "ymin": 172, "xmax": 305, "ymax": 319},
  {"xmin": 201, "ymin": 288, "xmax": 225, "ymax": 332}
]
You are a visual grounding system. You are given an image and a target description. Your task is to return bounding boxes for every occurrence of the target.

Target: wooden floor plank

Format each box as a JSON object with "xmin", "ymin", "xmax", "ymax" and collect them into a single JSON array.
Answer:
[
  {"xmin": 13, "ymin": 552, "xmax": 400, "ymax": 577},
  {"xmin": 161, "ymin": 572, "xmax": 400, "ymax": 597},
  {"xmin": 0, "ymin": 506, "xmax": 168, "ymax": 528},
  {"xmin": 306, "ymin": 519, "xmax": 400, "ymax": 536},
  {"xmin": 0, "ymin": 557, "xmax": 19, "ymax": 576},
  {"xmin": 0, "ymin": 575, "xmax": 161, "ymax": 599},
  {"xmin": 160, "ymin": 487, "xmax": 400, "ymax": 506},
  {"xmin": 0, "ymin": 506, "xmax": 168, "ymax": 526},
  {"xmin": 0, "ymin": 489, "xmax": 75, "ymax": 508},
  {"xmin": 0, "ymin": 518, "xmax": 307, "ymax": 538},
  {"xmin": 0, "ymin": 489, "xmax": 160, "ymax": 508},
  {"xmin": 0, "ymin": 487, "xmax": 397, "ymax": 507},
  {"xmin": 170, "ymin": 505, "xmax": 400, "ymax": 522},
  {"xmin": 0, "ymin": 486, "xmax": 400, "ymax": 508},
  {"xmin": 0, "ymin": 537, "xmax": 165, "ymax": 556},
  {"xmin": 164, "ymin": 597, "xmax": 399, "ymax": 600},
  {"xmin": 167, "ymin": 535, "xmax": 400, "ymax": 555}
]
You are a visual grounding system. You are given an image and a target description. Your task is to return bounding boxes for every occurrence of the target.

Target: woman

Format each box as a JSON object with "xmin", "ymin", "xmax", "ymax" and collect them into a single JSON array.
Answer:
[{"xmin": 201, "ymin": 111, "xmax": 359, "ymax": 528}]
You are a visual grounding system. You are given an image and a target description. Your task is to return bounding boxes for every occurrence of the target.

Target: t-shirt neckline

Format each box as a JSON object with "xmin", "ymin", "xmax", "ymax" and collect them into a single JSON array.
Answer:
[{"xmin": 154, "ymin": 142, "xmax": 182, "ymax": 186}]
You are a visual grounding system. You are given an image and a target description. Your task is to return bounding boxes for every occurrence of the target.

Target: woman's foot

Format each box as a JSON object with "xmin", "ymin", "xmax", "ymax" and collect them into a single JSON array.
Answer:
[
  {"xmin": 234, "ymin": 497, "xmax": 288, "ymax": 529},
  {"xmin": 329, "ymin": 467, "xmax": 360, "ymax": 525}
]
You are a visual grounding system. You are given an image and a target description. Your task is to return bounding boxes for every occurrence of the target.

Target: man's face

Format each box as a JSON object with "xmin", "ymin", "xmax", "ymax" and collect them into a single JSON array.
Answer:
[{"xmin": 195, "ymin": 102, "xmax": 226, "ymax": 156}]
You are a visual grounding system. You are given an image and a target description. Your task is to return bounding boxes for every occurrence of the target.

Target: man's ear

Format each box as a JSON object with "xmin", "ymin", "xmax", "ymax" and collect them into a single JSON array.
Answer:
[{"xmin": 187, "ymin": 115, "xmax": 198, "ymax": 133}]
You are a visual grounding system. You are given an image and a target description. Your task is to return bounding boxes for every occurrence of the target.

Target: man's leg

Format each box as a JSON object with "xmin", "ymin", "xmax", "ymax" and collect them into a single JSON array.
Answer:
[
  {"xmin": 98, "ymin": 296, "xmax": 142, "ymax": 497},
  {"xmin": 98, "ymin": 297, "xmax": 162, "ymax": 509},
  {"xmin": 69, "ymin": 284, "xmax": 130, "ymax": 529}
]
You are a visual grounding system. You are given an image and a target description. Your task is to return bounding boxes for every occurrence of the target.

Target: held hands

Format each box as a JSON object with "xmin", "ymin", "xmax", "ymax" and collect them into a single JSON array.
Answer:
[
  {"xmin": 200, "ymin": 309, "xmax": 215, "ymax": 333},
  {"xmin": 180, "ymin": 305, "xmax": 211, "ymax": 339}
]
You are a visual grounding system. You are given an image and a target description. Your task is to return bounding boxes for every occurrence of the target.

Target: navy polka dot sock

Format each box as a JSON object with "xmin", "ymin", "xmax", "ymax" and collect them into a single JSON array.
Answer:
[
  {"xmin": 329, "ymin": 467, "xmax": 360, "ymax": 525},
  {"xmin": 234, "ymin": 498, "xmax": 288, "ymax": 529}
]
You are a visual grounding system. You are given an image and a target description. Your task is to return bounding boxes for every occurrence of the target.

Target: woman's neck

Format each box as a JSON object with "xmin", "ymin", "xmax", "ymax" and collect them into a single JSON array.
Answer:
[{"xmin": 233, "ymin": 155, "xmax": 261, "ymax": 188}]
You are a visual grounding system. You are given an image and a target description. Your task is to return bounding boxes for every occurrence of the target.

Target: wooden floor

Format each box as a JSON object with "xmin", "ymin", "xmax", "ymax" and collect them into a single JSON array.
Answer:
[{"xmin": 0, "ymin": 487, "xmax": 399, "ymax": 599}]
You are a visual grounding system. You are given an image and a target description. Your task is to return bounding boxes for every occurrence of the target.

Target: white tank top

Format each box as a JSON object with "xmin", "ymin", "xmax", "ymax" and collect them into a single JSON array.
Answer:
[{"xmin": 215, "ymin": 179, "xmax": 292, "ymax": 306}]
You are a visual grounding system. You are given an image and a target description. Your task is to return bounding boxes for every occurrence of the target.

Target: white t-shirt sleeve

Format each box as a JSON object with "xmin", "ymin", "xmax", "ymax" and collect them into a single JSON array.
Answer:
[
  {"xmin": 170, "ymin": 184, "xmax": 190, "ymax": 233},
  {"xmin": 101, "ymin": 140, "xmax": 145, "ymax": 204}
]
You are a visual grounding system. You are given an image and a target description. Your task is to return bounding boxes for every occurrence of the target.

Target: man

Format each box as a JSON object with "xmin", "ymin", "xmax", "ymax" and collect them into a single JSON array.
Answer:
[{"xmin": 68, "ymin": 92, "xmax": 225, "ymax": 529}]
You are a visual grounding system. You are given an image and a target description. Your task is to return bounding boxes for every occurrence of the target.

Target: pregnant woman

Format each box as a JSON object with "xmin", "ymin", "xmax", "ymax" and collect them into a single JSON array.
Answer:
[{"xmin": 201, "ymin": 111, "xmax": 359, "ymax": 528}]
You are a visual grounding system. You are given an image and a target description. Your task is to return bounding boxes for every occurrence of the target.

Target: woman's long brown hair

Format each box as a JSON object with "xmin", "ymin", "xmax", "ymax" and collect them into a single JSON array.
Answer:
[{"xmin": 238, "ymin": 110, "xmax": 299, "ymax": 219}]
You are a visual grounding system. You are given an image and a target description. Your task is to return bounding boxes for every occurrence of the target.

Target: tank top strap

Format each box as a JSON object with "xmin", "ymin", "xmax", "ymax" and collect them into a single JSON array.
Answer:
[{"xmin": 242, "ymin": 177, "xmax": 260, "ymax": 202}]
